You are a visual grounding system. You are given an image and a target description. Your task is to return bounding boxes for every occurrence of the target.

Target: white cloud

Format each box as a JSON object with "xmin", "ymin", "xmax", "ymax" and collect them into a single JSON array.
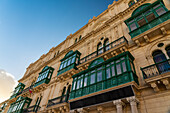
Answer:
[{"xmin": 0, "ymin": 69, "xmax": 18, "ymax": 103}]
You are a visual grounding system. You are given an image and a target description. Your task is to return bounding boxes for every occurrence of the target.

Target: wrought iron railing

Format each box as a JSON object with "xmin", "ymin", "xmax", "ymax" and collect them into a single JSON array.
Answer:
[
  {"xmin": 23, "ymin": 105, "xmax": 41, "ymax": 113},
  {"xmin": 79, "ymin": 36, "xmax": 128, "ymax": 65},
  {"xmin": 141, "ymin": 59, "xmax": 170, "ymax": 79},
  {"xmin": 47, "ymin": 95, "xmax": 68, "ymax": 108}
]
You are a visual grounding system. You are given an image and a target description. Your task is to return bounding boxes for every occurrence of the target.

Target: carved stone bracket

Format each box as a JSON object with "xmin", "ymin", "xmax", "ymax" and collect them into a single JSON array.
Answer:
[
  {"xmin": 160, "ymin": 27, "xmax": 167, "ymax": 35},
  {"xmin": 77, "ymin": 108, "xmax": 88, "ymax": 113},
  {"xmin": 144, "ymin": 35, "xmax": 150, "ymax": 43},
  {"xmin": 150, "ymin": 82, "xmax": 159, "ymax": 92},
  {"xmin": 161, "ymin": 79, "xmax": 170, "ymax": 90},
  {"xmin": 135, "ymin": 40, "xmax": 141, "ymax": 47}
]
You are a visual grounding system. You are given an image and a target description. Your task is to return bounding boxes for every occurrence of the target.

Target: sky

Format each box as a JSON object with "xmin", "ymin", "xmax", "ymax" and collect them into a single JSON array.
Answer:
[{"xmin": 0, "ymin": 0, "xmax": 116, "ymax": 103}]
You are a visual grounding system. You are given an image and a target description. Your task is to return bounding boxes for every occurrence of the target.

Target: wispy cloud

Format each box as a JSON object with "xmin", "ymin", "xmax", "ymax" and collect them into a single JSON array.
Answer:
[{"xmin": 0, "ymin": 69, "xmax": 18, "ymax": 103}]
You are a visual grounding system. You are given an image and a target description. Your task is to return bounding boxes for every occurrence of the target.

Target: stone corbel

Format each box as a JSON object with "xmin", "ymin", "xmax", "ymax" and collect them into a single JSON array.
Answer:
[
  {"xmin": 161, "ymin": 79, "xmax": 170, "ymax": 90},
  {"xmin": 77, "ymin": 108, "xmax": 88, "ymax": 113},
  {"xmin": 59, "ymin": 106, "xmax": 65, "ymax": 113},
  {"xmin": 97, "ymin": 106, "xmax": 104, "ymax": 113},
  {"xmin": 64, "ymin": 105, "xmax": 69, "ymax": 112},
  {"xmin": 70, "ymin": 110, "xmax": 78, "ymax": 113},
  {"xmin": 135, "ymin": 40, "xmax": 141, "ymax": 47},
  {"xmin": 150, "ymin": 82, "xmax": 159, "ymax": 92},
  {"xmin": 160, "ymin": 27, "xmax": 167, "ymax": 35},
  {"xmin": 111, "ymin": 51, "xmax": 117, "ymax": 56},
  {"xmin": 123, "ymin": 46, "xmax": 127, "ymax": 51},
  {"xmin": 144, "ymin": 35, "xmax": 150, "ymax": 43},
  {"xmin": 120, "ymin": 48, "xmax": 124, "ymax": 53},
  {"xmin": 52, "ymin": 109, "xmax": 60, "ymax": 113},
  {"xmin": 104, "ymin": 55, "xmax": 109, "ymax": 60},
  {"xmin": 85, "ymin": 64, "xmax": 89, "ymax": 69}
]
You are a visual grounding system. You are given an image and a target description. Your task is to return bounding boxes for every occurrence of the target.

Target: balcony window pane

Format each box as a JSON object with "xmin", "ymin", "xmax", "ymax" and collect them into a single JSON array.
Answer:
[
  {"xmin": 76, "ymin": 80, "xmax": 80, "ymax": 89},
  {"xmin": 137, "ymin": 18, "xmax": 147, "ymax": 27},
  {"xmin": 84, "ymin": 77, "xmax": 88, "ymax": 87},
  {"xmin": 63, "ymin": 61, "xmax": 67, "ymax": 68},
  {"xmin": 97, "ymin": 71, "xmax": 102, "ymax": 82},
  {"xmin": 122, "ymin": 62, "xmax": 127, "ymax": 72},
  {"xmin": 71, "ymin": 57, "xmax": 76, "ymax": 64},
  {"xmin": 129, "ymin": 23, "xmax": 137, "ymax": 31},
  {"xmin": 90, "ymin": 73, "xmax": 95, "ymax": 84},
  {"xmin": 106, "ymin": 68, "xmax": 111, "ymax": 78},
  {"xmin": 116, "ymin": 64, "xmax": 122, "ymax": 75},
  {"xmin": 67, "ymin": 59, "xmax": 71, "ymax": 66},
  {"xmin": 155, "ymin": 7, "xmax": 166, "ymax": 16},
  {"xmin": 80, "ymin": 79, "xmax": 83, "ymax": 88},
  {"xmin": 146, "ymin": 13, "xmax": 156, "ymax": 22},
  {"xmin": 72, "ymin": 81, "xmax": 76, "ymax": 90},
  {"xmin": 111, "ymin": 66, "xmax": 115, "ymax": 76}
]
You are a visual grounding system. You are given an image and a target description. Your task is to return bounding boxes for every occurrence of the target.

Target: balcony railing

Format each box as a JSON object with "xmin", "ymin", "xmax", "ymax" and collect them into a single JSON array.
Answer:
[
  {"xmin": 17, "ymin": 85, "xmax": 34, "ymax": 96},
  {"xmin": 141, "ymin": 59, "xmax": 170, "ymax": 79},
  {"xmin": 79, "ymin": 36, "xmax": 128, "ymax": 65},
  {"xmin": 23, "ymin": 105, "xmax": 41, "ymax": 113},
  {"xmin": 130, "ymin": 11, "xmax": 170, "ymax": 38},
  {"xmin": 47, "ymin": 95, "xmax": 68, "ymax": 108}
]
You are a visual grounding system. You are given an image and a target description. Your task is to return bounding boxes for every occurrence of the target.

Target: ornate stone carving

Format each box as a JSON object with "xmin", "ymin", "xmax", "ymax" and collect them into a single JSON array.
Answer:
[
  {"xmin": 77, "ymin": 108, "xmax": 88, "ymax": 113},
  {"xmin": 150, "ymin": 82, "xmax": 159, "ymax": 92},
  {"xmin": 161, "ymin": 79, "xmax": 170, "ymax": 90},
  {"xmin": 126, "ymin": 96, "xmax": 139, "ymax": 113},
  {"xmin": 113, "ymin": 99, "xmax": 125, "ymax": 113}
]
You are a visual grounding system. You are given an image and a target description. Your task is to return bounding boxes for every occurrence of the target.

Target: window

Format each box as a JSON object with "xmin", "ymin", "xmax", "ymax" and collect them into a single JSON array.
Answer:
[
  {"xmin": 79, "ymin": 35, "xmax": 82, "ymax": 40},
  {"xmin": 97, "ymin": 43, "xmax": 103, "ymax": 55},
  {"xmin": 57, "ymin": 50, "xmax": 81, "ymax": 75},
  {"xmin": 34, "ymin": 66, "xmax": 54, "ymax": 87},
  {"xmin": 152, "ymin": 50, "xmax": 169, "ymax": 73},
  {"xmin": 75, "ymin": 38, "xmax": 77, "ymax": 43},
  {"xmin": 166, "ymin": 46, "xmax": 170, "ymax": 58},
  {"xmin": 90, "ymin": 73, "xmax": 95, "ymax": 84},
  {"xmin": 104, "ymin": 39, "xmax": 110, "ymax": 52},
  {"xmin": 128, "ymin": 0, "xmax": 135, "ymax": 7},
  {"xmin": 154, "ymin": 4, "xmax": 166, "ymax": 16},
  {"xmin": 129, "ymin": 22, "xmax": 137, "ymax": 31}
]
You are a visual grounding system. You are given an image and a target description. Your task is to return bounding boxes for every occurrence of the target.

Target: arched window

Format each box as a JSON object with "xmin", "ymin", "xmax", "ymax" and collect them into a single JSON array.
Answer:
[
  {"xmin": 97, "ymin": 42, "xmax": 103, "ymax": 55},
  {"xmin": 75, "ymin": 38, "xmax": 77, "ymax": 43},
  {"xmin": 152, "ymin": 50, "xmax": 169, "ymax": 73},
  {"xmin": 128, "ymin": 0, "xmax": 135, "ymax": 7},
  {"xmin": 165, "ymin": 46, "xmax": 170, "ymax": 58},
  {"xmin": 79, "ymin": 35, "xmax": 82, "ymax": 40},
  {"xmin": 104, "ymin": 39, "xmax": 110, "ymax": 52}
]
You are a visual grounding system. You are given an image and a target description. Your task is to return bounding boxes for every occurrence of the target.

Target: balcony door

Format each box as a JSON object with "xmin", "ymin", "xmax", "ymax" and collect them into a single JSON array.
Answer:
[{"xmin": 153, "ymin": 50, "xmax": 170, "ymax": 74}]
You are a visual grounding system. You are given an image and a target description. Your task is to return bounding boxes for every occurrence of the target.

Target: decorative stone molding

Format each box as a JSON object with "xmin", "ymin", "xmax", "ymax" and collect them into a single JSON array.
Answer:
[
  {"xmin": 161, "ymin": 79, "xmax": 170, "ymax": 90},
  {"xmin": 77, "ymin": 108, "xmax": 88, "ymax": 113},
  {"xmin": 104, "ymin": 55, "xmax": 109, "ymax": 60},
  {"xmin": 113, "ymin": 99, "xmax": 125, "ymax": 113},
  {"xmin": 126, "ymin": 96, "xmax": 139, "ymax": 113},
  {"xmin": 70, "ymin": 110, "xmax": 78, "ymax": 113},
  {"xmin": 150, "ymin": 82, "xmax": 159, "ymax": 92}
]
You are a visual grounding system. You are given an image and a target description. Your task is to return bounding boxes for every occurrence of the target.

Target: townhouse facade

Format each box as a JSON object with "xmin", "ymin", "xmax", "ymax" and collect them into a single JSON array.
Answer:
[{"xmin": 0, "ymin": 0, "xmax": 170, "ymax": 113}]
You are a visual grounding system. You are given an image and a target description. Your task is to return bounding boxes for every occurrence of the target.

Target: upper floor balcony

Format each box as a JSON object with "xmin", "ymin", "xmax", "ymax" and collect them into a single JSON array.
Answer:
[
  {"xmin": 125, "ymin": 0, "xmax": 170, "ymax": 46},
  {"xmin": 141, "ymin": 59, "xmax": 170, "ymax": 92}
]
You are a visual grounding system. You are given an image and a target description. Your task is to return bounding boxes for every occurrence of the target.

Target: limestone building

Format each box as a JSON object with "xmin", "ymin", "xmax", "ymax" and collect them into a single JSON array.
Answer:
[{"xmin": 0, "ymin": 0, "xmax": 170, "ymax": 113}]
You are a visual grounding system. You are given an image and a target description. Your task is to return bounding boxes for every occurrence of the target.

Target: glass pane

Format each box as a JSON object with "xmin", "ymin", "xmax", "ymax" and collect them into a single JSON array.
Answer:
[
  {"xmin": 76, "ymin": 80, "xmax": 80, "ymax": 89},
  {"xmin": 146, "ymin": 13, "xmax": 156, "ymax": 22},
  {"xmin": 67, "ymin": 59, "xmax": 71, "ymax": 66},
  {"xmin": 116, "ymin": 64, "xmax": 122, "ymax": 75},
  {"xmin": 122, "ymin": 62, "xmax": 127, "ymax": 72},
  {"xmin": 72, "ymin": 81, "xmax": 76, "ymax": 90},
  {"xmin": 84, "ymin": 77, "xmax": 88, "ymax": 87},
  {"xmin": 97, "ymin": 67, "xmax": 102, "ymax": 70},
  {"xmin": 97, "ymin": 71, "xmax": 102, "ymax": 82},
  {"xmin": 153, "ymin": 4, "xmax": 161, "ymax": 9},
  {"xmin": 137, "ymin": 18, "xmax": 147, "ymax": 27},
  {"xmin": 155, "ymin": 7, "xmax": 166, "ymax": 16},
  {"xmin": 130, "ymin": 23, "xmax": 137, "ymax": 31},
  {"xmin": 129, "ymin": 19, "xmax": 135, "ymax": 24},
  {"xmin": 71, "ymin": 57, "xmax": 76, "ymax": 64},
  {"xmin": 111, "ymin": 66, "xmax": 115, "ymax": 76},
  {"xmin": 80, "ymin": 79, "xmax": 83, "ymax": 88},
  {"xmin": 63, "ymin": 61, "xmax": 67, "ymax": 68},
  {"xmin": 90, "ymin": 73, "xmax": 95, "ymax": 84},
  {"xmin": 106, "ymin": 68, "xmax": 111, "ymax": 78}
]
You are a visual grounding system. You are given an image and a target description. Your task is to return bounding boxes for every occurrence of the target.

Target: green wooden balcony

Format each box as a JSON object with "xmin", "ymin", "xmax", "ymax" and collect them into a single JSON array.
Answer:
[
  {"xmin": 34, "ymin": 66, "xmax": 54, "ymax": 88},
  {"xmin": 23, "ymin": 105, "xmax": 41, "ymax": 113},
  {"xmin": 129, "ymin": 11, "xmax": 170, "ymax": 38},
  {"xmin": 7, "ymin": 96, "xmax": 32, "ymax": 113},
  {"xmin": 10, "ymin": 83, "xmax": 25, "ymax": 100},
  {"xmin": 141, "ymin": 59, "xmax": 170, "ymax": 79},
  {"xmin": 70, "ymin": 51, "xmax": 138, "ymax": 100}
]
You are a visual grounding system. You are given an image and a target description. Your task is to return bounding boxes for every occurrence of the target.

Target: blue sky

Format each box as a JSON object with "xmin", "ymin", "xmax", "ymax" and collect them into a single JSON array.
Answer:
[{"xmin": 0, "ymin": 0, "xmax": 116, "ymax": 81}]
